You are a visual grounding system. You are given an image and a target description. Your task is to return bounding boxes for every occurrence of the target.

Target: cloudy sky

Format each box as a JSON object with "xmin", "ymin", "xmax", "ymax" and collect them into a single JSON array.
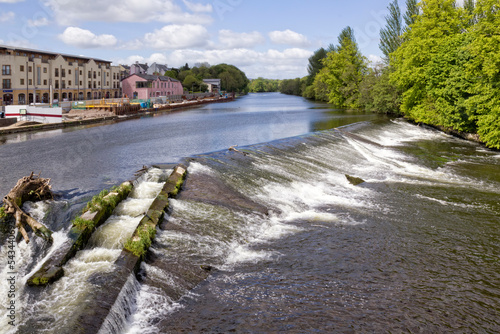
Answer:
[{"xmin": 1, "ymin": 0, "xmax": 407, "ymax": 79}]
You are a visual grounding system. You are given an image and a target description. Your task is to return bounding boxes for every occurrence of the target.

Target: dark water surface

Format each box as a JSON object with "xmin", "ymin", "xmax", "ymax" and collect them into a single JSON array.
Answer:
[{"xmin": 1, "ymin": 93, "xmax": 499, "ymax": 333}]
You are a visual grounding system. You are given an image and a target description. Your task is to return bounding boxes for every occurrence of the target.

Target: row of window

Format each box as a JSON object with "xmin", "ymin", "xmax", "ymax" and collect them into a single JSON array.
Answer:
[
  {"xmin": 2, "ymin": 91, "xmax": 120, "ymax": 104},
  {"xmin": 2, "ymin": 78, "xmax": 120, "ymax": 89},
  {"xmin": 1, "ymin": 65, "xmax": 120, "ymax": 80},
  {"xmin": 137, "ymin": 81, "xmax": 175, "ymax": 89}
]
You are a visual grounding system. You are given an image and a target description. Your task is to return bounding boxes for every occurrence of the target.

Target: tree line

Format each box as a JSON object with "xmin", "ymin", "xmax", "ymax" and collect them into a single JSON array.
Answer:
[
  {"xmin": 251, "ymin": 0, "xmax": 499, "ymax": 149},
  {"xmin": 165, "ymin": 62, "xmax": 249, "ymax": 93}
]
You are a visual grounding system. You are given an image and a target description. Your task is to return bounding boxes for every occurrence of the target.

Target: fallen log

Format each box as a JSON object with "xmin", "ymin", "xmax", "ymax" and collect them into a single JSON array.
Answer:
[{"xmin": 2, "ymin": 172, "xmax": 53, "ymax": 243}]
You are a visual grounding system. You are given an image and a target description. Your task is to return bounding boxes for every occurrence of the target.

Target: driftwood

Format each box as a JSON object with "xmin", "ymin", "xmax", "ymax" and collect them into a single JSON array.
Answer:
[
  {"xmin": 229, "ymin": 145, "xmax": 248, "ymax": 156},
  {"xmin": 2, "ymin": 172, "xmax": 53, "ymax": 243}
]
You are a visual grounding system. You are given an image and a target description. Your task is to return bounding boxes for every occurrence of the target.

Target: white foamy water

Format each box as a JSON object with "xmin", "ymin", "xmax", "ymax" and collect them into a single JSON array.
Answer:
[{"xmin": 10, "ymin": 168, "xmax": 168, "ymax": 332}]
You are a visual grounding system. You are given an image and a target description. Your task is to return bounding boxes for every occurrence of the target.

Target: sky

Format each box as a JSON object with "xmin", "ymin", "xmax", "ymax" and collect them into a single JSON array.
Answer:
[{"xmin": 0, "ymin": 0, "xmax": 416, "ymax": 79}]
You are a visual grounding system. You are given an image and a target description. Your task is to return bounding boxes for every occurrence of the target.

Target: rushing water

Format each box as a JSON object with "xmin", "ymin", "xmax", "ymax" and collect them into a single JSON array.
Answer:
[{"xmin": 1, "ymin": 93, "xmax": 499, "ymax": 333}]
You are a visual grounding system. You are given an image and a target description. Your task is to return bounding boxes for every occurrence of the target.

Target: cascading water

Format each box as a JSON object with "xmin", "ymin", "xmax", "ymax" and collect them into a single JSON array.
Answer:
[
  {"xmin": 123, "ymin": 120, "xmax": 500, "ymax": 333},
  {"xmin": 1, "ymin": 117, "xmax": 499, "ymax": 333},
  {"xmin": 0, "ymin": 168, "xmax": 169, "ymax": 334}
]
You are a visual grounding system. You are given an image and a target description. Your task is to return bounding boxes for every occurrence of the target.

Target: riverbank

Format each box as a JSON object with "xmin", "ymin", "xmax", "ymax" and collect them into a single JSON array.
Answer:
[{"xmin": 0, "ymin": 96, "xmax": 235, "ymax": 136}]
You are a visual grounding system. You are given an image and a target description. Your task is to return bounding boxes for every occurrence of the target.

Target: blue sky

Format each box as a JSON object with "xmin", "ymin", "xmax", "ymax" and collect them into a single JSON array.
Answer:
[{"xmin": 1, "ymin": 0, "xmax": 408, "ymax": 79}]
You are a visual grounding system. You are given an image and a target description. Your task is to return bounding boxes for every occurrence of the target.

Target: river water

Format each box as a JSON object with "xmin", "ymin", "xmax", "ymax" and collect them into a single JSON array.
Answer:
[{"xmin": 1, "ymin": 93, "xmax": 499, "ymax": 333}]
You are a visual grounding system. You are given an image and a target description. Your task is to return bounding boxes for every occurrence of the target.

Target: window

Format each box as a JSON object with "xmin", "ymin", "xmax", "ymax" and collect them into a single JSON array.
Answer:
[
  {"xmin": 62, "ymin": 80, "xmax": 66, "ymax": 89},
  {"xmin": 28, "ymin": 79, "xmax": 32, "ymax": 86},
  {"xmin": 88, "ymin": 81, "xmax": 92, "ymax": 88},
  {"xmin": 3, "ymin": 79, "xmax": 11, "ymax": 89},
  {"xmin": 93, "ymin": 71, "xmax": 96, "ymax": 79},
  {"xmin": 93, "ymin": 82, "xmax": 96, "ymax": 88},
  {"xmin": 37, "ymin": 67, "xmax": 41, "ymax": 85},
  {"xmin": 80, "ymin": 81, "xmax": 82, "ymax": 86},
  {"xmin": 43, "ymin": 67, "xmax": 47, "ymax": 73},
  {"xmin": 88, "ymin": 71, "xmax": 91, "ymax": 78},
  {"xmin": 68, "ymin": 80, "xmax": 72, "ymax": 86},
  {"xmin": 20, "ymin": 78, "xmax": 25, "ymax": 85},
  {"xmin": 106, "ymin": 81, "xmax": 109, "ymax": 86},
  {"xmin": 43, "ymin": 79, "xmax": 47, "ymax": 85},
  {"xmin": 55, "ymin": 68, "xmax": 59, "ymax": 77},
  {"xmin": 55, "ymin": 80, "xmax": 59, "ymax": 89},
  {"xmin": 20, "ymin": 65, "xmax": 24, "ymax": 72},
  {"xmin": 28, "ymin": 66, "xmax": 32, "ymax": 72},
  {"xmin": 68, "ymin": 69, "xmax": 72, "ymax": 75},
  {"xmin": 2, "ymin": 65, "xmax": 11, "ymax": 75},
  {"xmin": 80, "ymin": 70, "xmax": 82, "ymax": 75},
  {"xmin": 61, "ymin": 69, "xmax": 66, "ymax": 77},
  {"xmin": 136, "ymin": 81, "xmax": 151, "ymax": 88}
]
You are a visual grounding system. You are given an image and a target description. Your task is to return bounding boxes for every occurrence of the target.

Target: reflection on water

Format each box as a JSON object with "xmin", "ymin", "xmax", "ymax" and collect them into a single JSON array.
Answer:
[{"xmin": 0, "ymin": 93, "xmax": 383, "ymax": 196}]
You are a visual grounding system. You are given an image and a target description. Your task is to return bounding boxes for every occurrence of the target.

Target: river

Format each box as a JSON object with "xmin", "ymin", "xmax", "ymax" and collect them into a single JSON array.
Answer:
[{"xmin": 1, "ymin": 93, "xmax": 499, "ymax": 333}]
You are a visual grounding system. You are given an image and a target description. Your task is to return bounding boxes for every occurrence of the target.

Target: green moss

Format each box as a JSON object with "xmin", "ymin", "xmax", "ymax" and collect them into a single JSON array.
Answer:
[
  {"xmin": 169, "ymin": 173, "xmax": 186, "ymax": 197},
  {"xmin": 0, "ymin": 206, "xmax": 6, "ymax": 219},
  {"xmin": 88, "ymin": 189, "xmax": 111, "ymax": 211},
  {"xmin": 29, "ymin": 276, "xmax": 49, "ymax": 286},
  {"xmin": 124, "ymin": 226, "xmax": 157, "ymax": 257},
  {"xmin": 72, "ymin": 216, "xmax": 95, "ymax": 230}
]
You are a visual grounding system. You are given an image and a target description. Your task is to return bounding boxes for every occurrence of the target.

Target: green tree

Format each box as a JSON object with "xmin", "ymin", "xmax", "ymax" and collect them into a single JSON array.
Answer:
[
  {"xmin": 182, "ymin": 74, "xmax": 199, "ymax": 91},
  {"xmin": 380, "ymin": 0, "xmax": 403, "ymax": 60},
  {"xmin": 306, "ymin": 48, "xmax": 328, "ymax": 85},
  {"xmin": 464, "ymin": 0, "xmax": 500, "ymax": 148},
  {"xmin": 404, "ymin": 0, "xmax": 419, "ymax": 28},
  {"xmin": 164, "ymin": 70, "xmax": 178, "ymax": 79},
  {"xmin": 359, "ymin": 65, "xmax": 402, "ymax": 114},
  {"xmin": 212, "ymin": 64, "xmax": 249, "ymax": 92},
  {"xmin": 316, "ymin": 27, "xmax": 367, "ymax": 108},
  {"xmin": 279, "ymin": 78, "xmax": 302, "ymax": 95},
  {"xmin": 391, "ymin": 0, "xmax": 474, "ymax": 130}
]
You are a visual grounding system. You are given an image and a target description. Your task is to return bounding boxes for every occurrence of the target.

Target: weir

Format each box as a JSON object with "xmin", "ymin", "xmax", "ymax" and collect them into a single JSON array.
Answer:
[{"xmin": 2, "ymin": 116, "xmax": 499, "ymax": 333}]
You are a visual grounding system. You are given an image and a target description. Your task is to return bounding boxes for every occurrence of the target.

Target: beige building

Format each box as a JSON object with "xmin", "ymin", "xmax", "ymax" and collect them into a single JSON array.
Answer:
[{"xmin": 0, "ymin": 45, "xmax": 121, "ymax": 106}]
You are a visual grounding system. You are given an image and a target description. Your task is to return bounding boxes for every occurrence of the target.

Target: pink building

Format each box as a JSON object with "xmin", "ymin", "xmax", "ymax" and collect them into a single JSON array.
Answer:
[{"xmin": 121, "ymin": 74, "xmax": 183, "ymax": 100}]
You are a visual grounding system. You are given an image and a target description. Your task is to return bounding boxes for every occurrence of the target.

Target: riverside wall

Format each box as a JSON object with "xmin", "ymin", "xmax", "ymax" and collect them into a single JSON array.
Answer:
[{"xmin": 0, "ymin": 96, "xmax": 235, "ymax": 135}]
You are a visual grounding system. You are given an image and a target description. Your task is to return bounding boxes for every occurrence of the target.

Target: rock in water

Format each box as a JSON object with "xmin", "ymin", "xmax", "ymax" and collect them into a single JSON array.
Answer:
[{"xmin": 345, "ymin": 174, "xmax": 365, "ymax": 186}]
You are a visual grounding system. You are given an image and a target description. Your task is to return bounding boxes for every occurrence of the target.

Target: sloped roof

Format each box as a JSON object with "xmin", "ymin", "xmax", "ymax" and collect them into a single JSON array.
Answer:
[
  {"xmin": 0, "ymin": 44, "xmax": 111, "ymax": 63},
  {"xmin": 123, "ymin": 73, "xmax": 180, "ymax": 82}
]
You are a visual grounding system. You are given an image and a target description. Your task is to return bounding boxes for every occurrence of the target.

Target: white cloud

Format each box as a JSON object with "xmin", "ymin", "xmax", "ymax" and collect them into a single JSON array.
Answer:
[
  {"xmin": 218, "ymin": 30, "xmax": 265, "ymax": 49},
  {"xmin": 58, "ymin": 27, "xmax": 118, "ymax": 48},
  {"xmin": 367, "ymin": 54, "xmax": 383, "ymax": 66},
  {"xmin": 28, "ymin": 17, "xmax": 49, "ymax": 27},
  {"xmin": 182, "ymin": 0, "xmax": 212, "ymax": 13},
  {"xmin": 268, "ymin": 29, "xmax": 310, "ymax": 47},
  {"xmin": 0, "ymin": 0, "xmax": 24, "ymax": 3},
  {"xmin": 0, "ymin": 11, "xmax": 15, "ymax": 22},
  {"xmin": 44, "ymin": 0, "xmax": 212, "ymax": 25},
  {"xmin": 143, "ymin": 24, "xmax": 209, "ymax": 50},
  {"xmin": 165, "ymin": 47, "xmax": 312, "ymax": 79},
  {"xmin": 113, "ymin": 52, "xmax": 169, "ymax": 66}
]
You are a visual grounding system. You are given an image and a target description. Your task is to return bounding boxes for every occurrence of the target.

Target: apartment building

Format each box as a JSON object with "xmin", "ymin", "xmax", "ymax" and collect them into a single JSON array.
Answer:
[
  {"xmin": 121, "ymin": 73, "xmax": 183, "ymax": 100},
  {"xmin": 0, "ymin": 45, "xmax": 121, "ymax": 106}
]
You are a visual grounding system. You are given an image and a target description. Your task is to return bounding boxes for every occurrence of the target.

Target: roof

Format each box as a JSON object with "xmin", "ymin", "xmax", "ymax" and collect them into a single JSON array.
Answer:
[
  {"xmin": 133, "ymin": 63, "xmax": 149, "ymax": 71},
  {"xmin": 0, "ymin": 44, "xmax": 111, "ymax": 63},
  {"xmin": 203, "ymin": 79, "xmax": 221, "ymax": 84},
  {"xmin": 123, "ymin": 73, "xmax": 180, "ymax": 82}
]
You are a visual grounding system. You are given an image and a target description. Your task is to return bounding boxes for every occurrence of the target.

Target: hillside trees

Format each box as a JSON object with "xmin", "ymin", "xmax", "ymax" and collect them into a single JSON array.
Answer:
[{"xmin": 174, "ymin": 63, "xmax": 249, "ymax": 93}]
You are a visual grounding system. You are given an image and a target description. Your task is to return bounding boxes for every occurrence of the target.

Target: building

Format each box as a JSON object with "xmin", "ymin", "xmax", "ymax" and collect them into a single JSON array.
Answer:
[
  {"xmin": 129, "ymin": 62, "xmax": 148, "ymax": 75},
  {"xmin": 0, "ymin": 45, "xmax": 121, "ymax": 106},
  {"xmin": 118, "ymin": 64, "xmax": 130, "ymax": 80},
  {"xmin": 146, "ymin": 62, "xmax": 169, "ymax": 76},
  {"xmin": 203, "ymin": 79, "xmax": 221, "ymax": 93},
  {"xmin": 121, "ymin": 73, "xmax": 183, "ymax": 100}
]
